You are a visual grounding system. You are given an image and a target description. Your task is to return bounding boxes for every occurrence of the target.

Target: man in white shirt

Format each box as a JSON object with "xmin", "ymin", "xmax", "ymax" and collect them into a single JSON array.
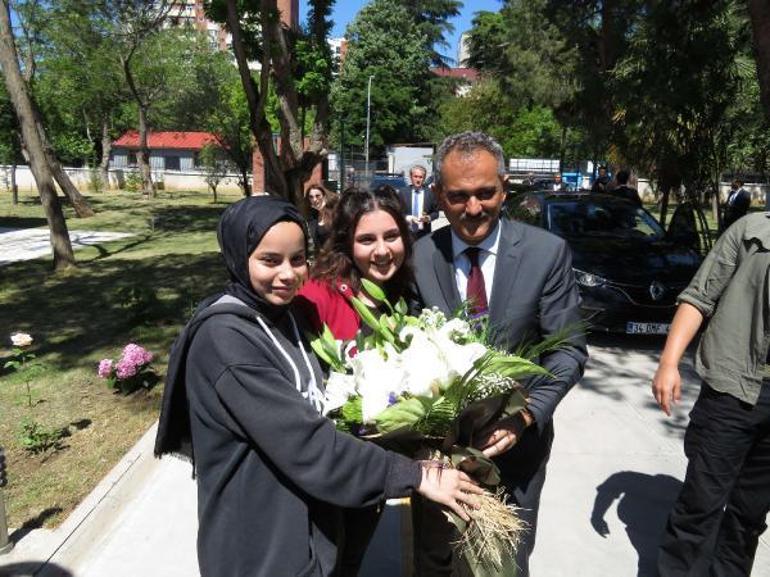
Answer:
[
  {"xmin": 411, "ymin": 131, "xmax": 587, "ymax": 576},
  {"xmin": 722, "ymin": 178, "xmax": 751, "ymax": 230},
  {"xmin": 399, "ymin": 164, "xmax": 438, "ymax": 239}
]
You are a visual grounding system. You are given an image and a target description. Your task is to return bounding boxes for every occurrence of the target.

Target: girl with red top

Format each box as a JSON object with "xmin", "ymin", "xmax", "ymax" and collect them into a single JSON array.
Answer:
[
  {"xmin": 295, "ymin": 185, "xmax": 416, "ymax": 576},
  {"xmin": 297, "ymin": 185, "xmax": 415, "ymax": 340}
]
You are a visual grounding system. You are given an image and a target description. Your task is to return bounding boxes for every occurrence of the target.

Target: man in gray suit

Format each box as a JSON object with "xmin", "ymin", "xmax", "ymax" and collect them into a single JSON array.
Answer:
[{"xmin": 411, "ymin": 132, "xmax": 588, "ymax": 576}]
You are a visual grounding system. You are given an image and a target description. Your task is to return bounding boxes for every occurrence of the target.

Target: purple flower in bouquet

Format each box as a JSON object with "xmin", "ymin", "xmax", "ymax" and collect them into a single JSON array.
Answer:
[{"xmin": 98, "ymin": 359, "xmax": 113, "ymax": 379}]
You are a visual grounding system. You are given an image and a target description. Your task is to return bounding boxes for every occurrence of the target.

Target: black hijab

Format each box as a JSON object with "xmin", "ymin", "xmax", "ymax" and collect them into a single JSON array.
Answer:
[
  {"xmin": 218, "ymin": 195, "xmax": 307, "ymax": 317},
  {"xmin": 155, "ymin": 195, "xmax": 307, "ymax": 465}
]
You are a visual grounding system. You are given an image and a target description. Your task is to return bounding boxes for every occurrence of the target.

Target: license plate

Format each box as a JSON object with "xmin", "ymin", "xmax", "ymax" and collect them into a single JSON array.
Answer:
[{"xmin": 626, "ymin": 322, "xmax": 670, "ymax": 335}]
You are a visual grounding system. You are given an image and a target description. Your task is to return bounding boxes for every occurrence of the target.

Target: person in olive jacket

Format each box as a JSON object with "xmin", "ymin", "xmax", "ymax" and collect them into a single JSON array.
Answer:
[
  {"xmin": 652, "ymin": 212, "xmax": 770, "ymax": 576},
  {"xmin": 154, "ymin": 196, "xmax": 481, "ymax": 577}
]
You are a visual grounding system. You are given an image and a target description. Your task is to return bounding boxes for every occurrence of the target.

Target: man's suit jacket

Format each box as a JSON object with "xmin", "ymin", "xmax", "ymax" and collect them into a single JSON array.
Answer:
[
  {"xmin": 613, "ymin": 184, "xmax": 642, "ymax": 207},
  {"xmin": 413, "ymin": 218, "xmax": 587, "ymax": 440},
  {"xmin": 399, "ymin": 186, "xmax": 439, "ymax": 236},
  {"xmin": 723, "ymin": 188, "xmax": 751, "ymax": 229}
]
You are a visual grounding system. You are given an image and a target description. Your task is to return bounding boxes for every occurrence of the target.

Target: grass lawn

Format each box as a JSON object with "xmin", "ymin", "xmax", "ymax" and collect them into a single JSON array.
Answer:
[{"xmin": 0, "ymin": 188, "xmax": 243, "ymax": 530}]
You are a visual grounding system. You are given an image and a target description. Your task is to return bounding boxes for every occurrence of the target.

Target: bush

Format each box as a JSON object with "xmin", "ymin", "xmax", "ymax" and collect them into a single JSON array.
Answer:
[{"xmin": 124, "ymin": 171, "xmax": 143, "ymax": 193}]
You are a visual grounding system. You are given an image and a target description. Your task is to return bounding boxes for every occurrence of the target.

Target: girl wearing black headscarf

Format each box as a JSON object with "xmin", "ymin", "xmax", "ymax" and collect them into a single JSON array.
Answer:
[{"xmin": 155, "ymin": 196, "xmax": 480, "ymax": 577}]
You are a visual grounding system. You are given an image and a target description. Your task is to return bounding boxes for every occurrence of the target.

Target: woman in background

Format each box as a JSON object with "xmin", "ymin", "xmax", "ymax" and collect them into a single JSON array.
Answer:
[{"xmin": 307, "ymin": 183, "xmax": 337, "ymax": 252}]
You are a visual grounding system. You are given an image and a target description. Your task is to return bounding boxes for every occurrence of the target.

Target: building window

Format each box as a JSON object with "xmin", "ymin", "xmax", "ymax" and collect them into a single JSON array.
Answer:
[
  {"xmin": 127, "ymin": 152, "xmax": 137, "ymax": 167},
  {"xmin": 165, "ymin": 156, "xmax": 181, "ymax": 171}
]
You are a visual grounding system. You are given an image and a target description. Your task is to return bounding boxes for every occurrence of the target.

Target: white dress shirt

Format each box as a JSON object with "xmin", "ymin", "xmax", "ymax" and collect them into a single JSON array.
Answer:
[
  {"xmin": 451, "ymin": 221, "xmax": 501, "ymax": 303},
  {"xmin": 411, "ymin": 187, "xmax": 425, "ymax": 231}
]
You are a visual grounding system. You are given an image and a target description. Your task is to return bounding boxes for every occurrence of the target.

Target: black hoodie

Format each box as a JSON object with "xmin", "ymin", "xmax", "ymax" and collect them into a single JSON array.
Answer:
[{"xmin": 155, "ymin": 196, "xmax": 420, "ymax": 577}]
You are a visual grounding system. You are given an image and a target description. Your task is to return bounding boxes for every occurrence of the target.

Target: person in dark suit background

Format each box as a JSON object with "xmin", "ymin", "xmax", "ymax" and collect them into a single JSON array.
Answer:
[
  {"xmin": 411, "ymin": 131, "xmax": 588, "ymax": 577},
  {"xmin": 552, "ymin": 173, "xmax": 568, "ymax": 192},
  {"xmin": 400, "ymin": 164, "xmax": 439, "ymax": 239},
  {"xmin": 591, "ymin": 165, "xmax": 611, "ymax": 193},
  {"xmin": 611, "ymin": 169, "xmax": 642, "ymax": 207},
  {"xmin": 721, "ymin": 178, "xmax": 751, "ymax": 230}
]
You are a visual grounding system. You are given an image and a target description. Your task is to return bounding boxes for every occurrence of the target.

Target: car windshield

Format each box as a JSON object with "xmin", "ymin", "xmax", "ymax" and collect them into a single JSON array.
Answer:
[{"xmin": 546, "ymin": 199, "xmax": 665, "ymax": 240}]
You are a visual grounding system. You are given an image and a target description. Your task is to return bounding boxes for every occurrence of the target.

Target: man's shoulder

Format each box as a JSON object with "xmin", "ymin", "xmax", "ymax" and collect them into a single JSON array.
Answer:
[
  {"xmin": 414, "ymin": 225, "xmax": 450, "ymax": 257},
  {"xmin": 502, "ymin": 217, "xmax": 566, "ymax": 248}
]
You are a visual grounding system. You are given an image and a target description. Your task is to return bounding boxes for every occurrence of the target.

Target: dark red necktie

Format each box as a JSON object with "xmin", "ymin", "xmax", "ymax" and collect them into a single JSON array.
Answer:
[{"xmin": 465, "ymin": 247, "xmax": 488, "ymax": 316}]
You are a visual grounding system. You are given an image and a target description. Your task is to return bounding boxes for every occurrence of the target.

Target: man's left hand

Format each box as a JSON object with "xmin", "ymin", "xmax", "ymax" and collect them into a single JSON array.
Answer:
[{"xmin": 478, "ymin": 409, "xmax": 534, "ymax": 458}]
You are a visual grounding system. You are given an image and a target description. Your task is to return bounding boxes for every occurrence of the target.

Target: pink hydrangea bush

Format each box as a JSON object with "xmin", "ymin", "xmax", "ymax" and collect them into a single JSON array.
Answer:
[{"xmin": 98, "ymin": 344, "xmax": 155, "ymax": 393}]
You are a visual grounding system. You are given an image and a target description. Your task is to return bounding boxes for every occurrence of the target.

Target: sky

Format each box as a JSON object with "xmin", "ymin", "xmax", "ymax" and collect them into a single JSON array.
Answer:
[{"xmin": 299, "ymin": 0, "xmax": 503, "ymax": 65}]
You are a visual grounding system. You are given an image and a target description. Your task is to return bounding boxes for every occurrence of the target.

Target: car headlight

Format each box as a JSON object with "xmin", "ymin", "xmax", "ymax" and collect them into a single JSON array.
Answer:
[{"xmin": 573, "ymin": 269, "xmax": 608, "ymax": 287}]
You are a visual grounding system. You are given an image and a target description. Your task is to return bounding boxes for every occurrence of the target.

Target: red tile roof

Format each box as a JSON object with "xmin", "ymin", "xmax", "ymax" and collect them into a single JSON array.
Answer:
[
  {"xmin": 431, "ymin": 67, "xmax": 479, "ymax": 82},
  {"xmin": 113, "ymin": 131, "xmax": 220, "ymax": 150}
]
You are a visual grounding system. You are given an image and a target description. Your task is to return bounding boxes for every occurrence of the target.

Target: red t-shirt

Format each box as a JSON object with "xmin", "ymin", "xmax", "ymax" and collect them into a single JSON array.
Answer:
[{"xmin": 294, "ymin": 278, "xmax": 361, "ymax": 341}]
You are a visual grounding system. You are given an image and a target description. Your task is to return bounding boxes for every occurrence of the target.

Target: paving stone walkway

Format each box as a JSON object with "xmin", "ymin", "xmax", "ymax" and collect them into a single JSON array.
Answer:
[{"xmin": 0, "ymin": 228, "xmax": 133, "ymax": 267}]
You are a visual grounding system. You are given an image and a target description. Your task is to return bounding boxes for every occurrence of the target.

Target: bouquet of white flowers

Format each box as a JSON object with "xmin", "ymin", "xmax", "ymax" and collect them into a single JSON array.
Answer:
[{"xmin": 310, "ymin": 279, "xmax": 562, "ymax": 575}]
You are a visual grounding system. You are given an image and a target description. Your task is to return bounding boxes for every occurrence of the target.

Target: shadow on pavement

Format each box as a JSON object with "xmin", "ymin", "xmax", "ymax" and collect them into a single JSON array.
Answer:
[
  {"xmin": 9, "ymin": 508, "xmax": 63, "ymax": 545},
  {"xmin": 591, "ymin": 471, "xmax": 682, "ymax": 577},
  {"xmin": 581, "ymin": 334, "xmax": 701, "ymax": 437},
  {"xmin": 0, "ymin": 561, "xmax": 73, "ymax": 576}
]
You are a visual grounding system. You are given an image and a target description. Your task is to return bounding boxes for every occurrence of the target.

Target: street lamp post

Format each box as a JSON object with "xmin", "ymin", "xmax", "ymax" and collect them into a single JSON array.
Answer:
[{"xmin": 364, "ymin": 74, "xmax": 374, "ymax": 182}]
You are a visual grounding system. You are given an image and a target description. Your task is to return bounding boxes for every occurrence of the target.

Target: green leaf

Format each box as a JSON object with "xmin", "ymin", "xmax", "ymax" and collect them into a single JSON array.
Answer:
[
  {"xmin": 375, "ymin": 397, "xmax": 428, "ymax": 433},
  {"xmin": 449, "ymin": 445, "xmax": 501, "ymax": 487},
  {"xmin": 310, "ymin": 336, "xmax": 339, "ymax": 369},
  {"xmin": 350, "ymin": 296, "xmax": 382, "ymax": 333},
  {"xmin": 341, "ymin": 396, "xmax": 363, "ymax": 424},
  {"xmin": 378, "ymin": 314, "xmax": 396, "ymax": 343},
  {"xmin": 395, "ymin": 298, "xmax": 408, "ymax": 315},
  {"xmin": 502, "ymin": 389, "xmax": 528, "ymax": 417},
  {"xmin": 361, "ymin": 278, "xmax": 387, "ymax": 302}
]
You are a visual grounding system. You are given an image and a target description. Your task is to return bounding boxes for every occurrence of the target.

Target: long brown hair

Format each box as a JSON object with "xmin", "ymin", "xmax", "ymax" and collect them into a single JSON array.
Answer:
[
  {"xmin": 311, "ymin": 185, "xmax": 414, "ymax": 301},
  {"xmin": 306, "ymin": 183, "xmax": 336, "ymax": 224}
]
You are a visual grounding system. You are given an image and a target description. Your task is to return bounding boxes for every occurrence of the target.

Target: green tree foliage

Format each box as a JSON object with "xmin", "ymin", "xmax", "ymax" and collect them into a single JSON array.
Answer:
[
  {"xmin": 0, "ymin": 80, "xmax": 20, "ymax": 165},
  {"xmin": 465, "ymin": 0, "xmax": 766, "ymax": 218},
  {"xmin": 205, "ymin": 73, "xmax": 254, "ymax": 195},
  {"xmin": 437, "ymin": 78, "xmax": 563, "ymax": 158},
  {"xmin": 467, "ymin": 2, "xmax": 577, "ymax": 112},
  {"xmin": 394, "ymin": 0, "xmax": 462, "ymax": 66},
  {"xmin": 608, "ymin": 1, "xmax": 746, "ymax": 221},
  {"xmin": 32, "ymin": 1, "xmax": 127, "ymax": 167},
  {"xmin": 205, "ymin": 0, "xmax": 334, "ymax": 204},
  {"xmin": 331, "ymin": 0, "xmax": 437, "ymax": 150}
]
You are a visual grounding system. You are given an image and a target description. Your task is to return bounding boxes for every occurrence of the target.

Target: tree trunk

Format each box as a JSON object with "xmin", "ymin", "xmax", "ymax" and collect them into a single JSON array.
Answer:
[
  {"xmin": 239, "ymin": 165, "xmax": 251, "ymax": 196},
  {"xmin": 0, "ymin": 0, "xmax": 74, "ymax": 269},
  {"xmin": 121, "ymin": 50, "xmax": 155, "ymax": 198},
  {"xmin": 137, "ymin": 105, "xmax": 155, "ymax": 198},
  {"xmin": 225, "ymin": 0, "xmax": 325, "ymax": 206},
  {"xmin": 10, "ymin": 158, "xmax": 17, "ymax": 204},
  {"xmin": 749, "ymin": 0, "xmax": 770, "ymax": 119},
  {"xmin": 659, "ymin": 183, "xmax": 671, "ymax": 228},
  {"xmin": 100, "ymin": 118, "xmax": 111, "ymax": 190},
  {"xmin": 657, "ymin": 166, "xmax": 682, "ymax": 229},
  {"xmin": 47, "ymin": 156, "xmax": 94, "ymax": 216}
]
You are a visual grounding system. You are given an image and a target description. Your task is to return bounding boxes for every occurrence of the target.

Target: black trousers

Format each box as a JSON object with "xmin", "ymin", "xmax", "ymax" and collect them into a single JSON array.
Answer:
[
  {"xmin": 412, "ymin": 422, "xmax": 554, "ymax": 577},
  {"xmin": 334, "ymin": 505, "xmax": 383, "ymax": 577},
  {"xmin": 658, "ymin": 383, "xmax": 770, "ymax": 577}
]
